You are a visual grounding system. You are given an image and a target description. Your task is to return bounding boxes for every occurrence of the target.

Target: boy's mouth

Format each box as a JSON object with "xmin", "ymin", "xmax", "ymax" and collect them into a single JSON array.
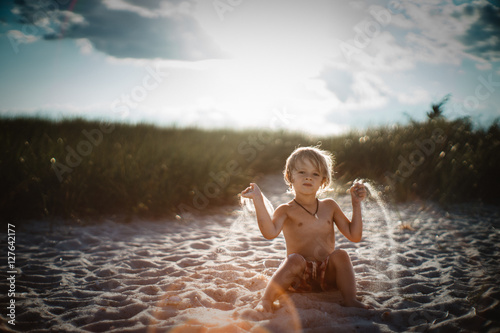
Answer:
[{"xmin": 303, "ymin": 183, "xmax": 313, "ymax": 187}]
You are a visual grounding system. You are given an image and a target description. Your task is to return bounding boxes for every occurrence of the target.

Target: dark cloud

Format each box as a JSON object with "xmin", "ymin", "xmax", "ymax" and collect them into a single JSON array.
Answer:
[
  {"xmin": 11, "ymin": 0, "xmax": 223, "ymax": 61},
  {"xmin": 457, "ymin": 3, "xmax": 500, "ymax": 61}
]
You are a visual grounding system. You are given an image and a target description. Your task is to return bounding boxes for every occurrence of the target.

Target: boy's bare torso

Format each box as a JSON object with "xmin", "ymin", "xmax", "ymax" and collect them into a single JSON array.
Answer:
[{"xmin": 282, "ymin": 199, "xmax": 336, "ymax": 262}]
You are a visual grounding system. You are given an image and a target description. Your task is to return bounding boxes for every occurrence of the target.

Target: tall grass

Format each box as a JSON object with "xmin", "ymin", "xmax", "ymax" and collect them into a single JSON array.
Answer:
[
  {"xmin": 319, "ymin": 118, "xmax": 500, "ymax": 204},
  {"xmin": 0, "ymin": 118, "xmax": 309, "ymax": 221},
  {"xmin": 1, "ymin": 115, "xmax": 498, "ymax": 222}
]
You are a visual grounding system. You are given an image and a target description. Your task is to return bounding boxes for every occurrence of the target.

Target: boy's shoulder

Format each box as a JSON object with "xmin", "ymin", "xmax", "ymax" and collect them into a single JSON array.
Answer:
[
  {"xmin": 275, "ymin": 199, "xmax": 301, "ymax": 212},
  {"xmin": 319, "ymin": 197, "xmax": 337, "ymax": 205},
  {"xmin": 276, "ymin": 201, "xmax": 294, "ymax": 211},
  {"xmin": 319, "ymin": 198, "xmax": 341, "ymax": 210}
]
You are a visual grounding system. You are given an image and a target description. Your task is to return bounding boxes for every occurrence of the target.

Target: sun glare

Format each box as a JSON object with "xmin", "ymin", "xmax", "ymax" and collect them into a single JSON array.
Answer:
[
  {"xmin": 209, "ymin": 59, "xmax": 298, "ymax": 110},
  {"xmin": 191, "ymin": 0, "xmax": 339, "ymax": 116}
]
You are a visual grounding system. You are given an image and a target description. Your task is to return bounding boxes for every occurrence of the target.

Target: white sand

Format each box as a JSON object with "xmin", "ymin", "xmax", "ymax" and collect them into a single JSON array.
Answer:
[{"xmin": 1, "ymin": 175, "xmax": 500, "ymax": 332}]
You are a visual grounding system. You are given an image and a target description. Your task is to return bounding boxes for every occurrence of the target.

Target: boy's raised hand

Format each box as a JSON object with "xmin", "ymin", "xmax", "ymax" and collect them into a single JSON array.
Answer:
[
  {"xmin": 241, "ymin": 183, "xmax": 262, "ymax": 199},
  {"xmin": 350, "ymin": 181, "xmax": 367, "ymax": 204}
]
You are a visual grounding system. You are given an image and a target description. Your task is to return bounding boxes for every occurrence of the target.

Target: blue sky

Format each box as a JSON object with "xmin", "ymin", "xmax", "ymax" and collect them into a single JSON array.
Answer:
[{"xmin": 0, "ymin": 0, "xmax": 499, "ymax": 135}]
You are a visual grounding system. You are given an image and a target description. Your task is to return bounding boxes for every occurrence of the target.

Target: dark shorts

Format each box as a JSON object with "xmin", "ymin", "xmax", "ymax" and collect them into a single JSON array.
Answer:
[{"xmin": 288, "ymin": 253, "xmax": 333, "ymax": 292}]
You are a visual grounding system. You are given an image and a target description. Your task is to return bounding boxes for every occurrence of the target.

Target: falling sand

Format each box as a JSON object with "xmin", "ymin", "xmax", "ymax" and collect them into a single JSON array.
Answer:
[{"xmin": 1, "ymin": 174, "xmax": 499, "ymax": 332}]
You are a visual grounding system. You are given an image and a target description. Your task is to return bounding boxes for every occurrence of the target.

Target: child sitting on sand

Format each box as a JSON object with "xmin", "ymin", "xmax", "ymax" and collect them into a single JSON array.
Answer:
[{"xmin": 241, "ymin": 146, "xmax": 370, "ymax": 311}]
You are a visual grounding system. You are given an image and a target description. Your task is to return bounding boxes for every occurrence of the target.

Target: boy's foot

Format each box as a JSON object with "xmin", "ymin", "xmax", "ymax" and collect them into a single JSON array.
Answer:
[
  {"xmin": 344, "ymin": 298, "xmax": 373, "ymax": 309},
  {"xmin": 256, "ymin": 299, "xmax": 274, "ymax": 312}
]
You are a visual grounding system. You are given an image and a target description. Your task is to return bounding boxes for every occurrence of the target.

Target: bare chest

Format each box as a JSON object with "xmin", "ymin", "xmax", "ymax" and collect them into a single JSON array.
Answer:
[
  {"xmin": 282, "ymin": 213, "xmax": 335, "ymax": 260},
  {"xmin": 283, "ymin": 207, "xmax": 335, "ymax": 244}
]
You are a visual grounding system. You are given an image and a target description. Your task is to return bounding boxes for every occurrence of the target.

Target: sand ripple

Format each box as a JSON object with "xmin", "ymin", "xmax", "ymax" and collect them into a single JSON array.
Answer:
[{"xmin": 1, "ymin": 178, "xmax": 499, "ymax": 332}]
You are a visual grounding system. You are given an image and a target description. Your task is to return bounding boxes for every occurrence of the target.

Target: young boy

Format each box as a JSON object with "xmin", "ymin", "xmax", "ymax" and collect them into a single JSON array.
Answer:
[{"xmin": 241, "ymin": 146, "xmax": 370, "ymax": 311}]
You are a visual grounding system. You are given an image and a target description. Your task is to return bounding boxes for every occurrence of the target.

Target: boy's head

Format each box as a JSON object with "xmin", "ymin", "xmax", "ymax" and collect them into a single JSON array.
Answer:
[{"xmin": 284, "ymin": 146, "xmax": 334, "ymax": 192}]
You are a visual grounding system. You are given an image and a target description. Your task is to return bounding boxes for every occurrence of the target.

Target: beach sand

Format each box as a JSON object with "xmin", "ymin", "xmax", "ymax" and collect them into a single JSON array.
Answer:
[{"xmin": 1, "ymin": 174, "xmax": 499, "ymax": 332}]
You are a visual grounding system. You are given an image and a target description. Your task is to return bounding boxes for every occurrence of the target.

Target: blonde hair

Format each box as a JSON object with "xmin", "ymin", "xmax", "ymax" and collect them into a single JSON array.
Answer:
[{"xmin": 284, "ymin": 146, "xmax": 334, "ymax": 192}]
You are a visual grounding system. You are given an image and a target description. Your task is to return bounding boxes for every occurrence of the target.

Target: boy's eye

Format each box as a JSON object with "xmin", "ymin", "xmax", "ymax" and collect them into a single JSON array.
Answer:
[{"xmin": 313, "ymin": 173, "xmax": 320, "ymax": 177}]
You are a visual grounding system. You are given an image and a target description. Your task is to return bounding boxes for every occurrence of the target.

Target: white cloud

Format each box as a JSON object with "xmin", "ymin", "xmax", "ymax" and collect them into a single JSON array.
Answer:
[
  {"xmin": 345, "ymin": 72, "xmax": 391, "ymax": 109},
  {"xmin": 6, "ymin": 30, "xmax": 39, "ymax": 45},
  {"xmin": 103, "ymin": 0, "xmax": 196, "ymax": 17},
  {"xmin": 475, "ymin": 61, "xmax": 493, "ymax": 70},
  {"xmin": 405, "ymin": 32, "xmax": 463, "ymax": 65},
  {"xmin": 75, "ymin": 38, "xmax": 93, "ymax": 54},
  {"xmin": 346, "ymin": 31, "xmax": 416, "ymax": 72},
  {"xmin": 394, "ymin": 0, "xmax": 500, "ymax": 65}
]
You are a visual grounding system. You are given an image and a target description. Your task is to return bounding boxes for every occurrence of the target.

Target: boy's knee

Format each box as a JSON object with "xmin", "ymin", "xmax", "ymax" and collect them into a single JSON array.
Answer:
[{"xmin": 330, "ymin": 249, "xmax": 350, "ymax": 264}]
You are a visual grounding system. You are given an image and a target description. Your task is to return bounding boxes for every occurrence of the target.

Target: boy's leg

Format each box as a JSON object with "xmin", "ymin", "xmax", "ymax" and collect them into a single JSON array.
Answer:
[
  {"xmin": 324, "ymin": 249, "xmax": 369, "ymax": 308},
  {"xmin": 260, "ymin": 253, "xmax": 306, "ymax": 311}
]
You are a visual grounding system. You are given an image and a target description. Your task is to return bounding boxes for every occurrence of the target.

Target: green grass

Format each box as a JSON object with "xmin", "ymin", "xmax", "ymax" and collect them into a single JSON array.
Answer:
[
  {"xmin": 1, "ymin": 114, "xmax": 499, "ymax": 222},
  {"xmin": 319, "ymin": 118, "xmax": 500, "ymax": 204}
]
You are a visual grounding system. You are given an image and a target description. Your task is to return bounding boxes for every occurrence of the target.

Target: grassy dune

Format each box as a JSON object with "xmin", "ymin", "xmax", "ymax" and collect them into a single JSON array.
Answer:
[
  {"xmin": 1, "ymin": 115, "xmax": 499, "ymax": 222},
  {"xmin": 319, "ymin": 118, "xmax": 500, "ymax": 204}
]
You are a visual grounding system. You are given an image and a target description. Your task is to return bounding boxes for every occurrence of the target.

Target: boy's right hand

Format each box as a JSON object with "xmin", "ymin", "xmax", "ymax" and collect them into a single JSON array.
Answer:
[{"xmin": 241, "ymin": 183, "xmax": 262, "ymax": 199}]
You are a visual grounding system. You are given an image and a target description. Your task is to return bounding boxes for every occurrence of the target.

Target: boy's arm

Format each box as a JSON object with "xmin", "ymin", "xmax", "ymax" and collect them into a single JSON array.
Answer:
[
  {"xmin": 332, "ymin": 182, "xmax": 366, "ymax": 243},
  {"xmin": 253, "ymin": 196, "xmax": 287, "ymax": 239},
  {"xmin": 241, "ymin": 183, "xmax": 287, "ymax": 240},
  {"xmin": 331, "ymin": 200, "xmax": 362, "ymax": 243}
]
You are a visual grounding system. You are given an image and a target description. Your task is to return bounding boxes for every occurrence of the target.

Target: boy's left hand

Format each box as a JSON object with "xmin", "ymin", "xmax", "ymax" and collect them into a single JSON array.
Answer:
[{"xmin": 350, "ymin": 182, "xmax": 367, "ymax": 203}]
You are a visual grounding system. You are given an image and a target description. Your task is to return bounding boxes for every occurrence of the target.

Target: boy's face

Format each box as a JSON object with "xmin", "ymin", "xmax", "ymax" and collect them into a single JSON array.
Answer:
[{"xmin": 291, "ymin": 158, "xmax": 325, "ymax": 195}]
